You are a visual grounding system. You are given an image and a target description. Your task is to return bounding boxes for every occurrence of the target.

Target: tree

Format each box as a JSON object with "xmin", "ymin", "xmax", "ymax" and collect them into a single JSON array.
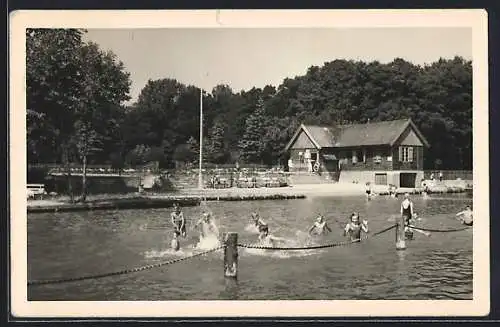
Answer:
[
  {"xmin": 129, "ymin": 79, "xmax": 203, "ymax": 164},
  {"xmin": 262, "ymin": 116, "xmax": 299, "ymax": 165},
  {"xmin": 27, "ymin": 29, "xmax": 131, "ymax": 200},
  {"xmin": 27, "ymin": 28, "xmax": 86, "ymax": 201},
  {"xmin": 27, "ymin": 109, "xmax": 55, "ymax": 163},
  {"xmin": 173, "ymin": 144, "xmax": 193, "ymax": 168},
  {"xmin": 186, "ymin": 136, "xmax": 200, "ymax": 164},
  {"xmin": 73, "ymin": 42, "xmax": 131, "ymax": 201},
  {"xmin": 73, "ymin": 121, "xmax": 102, "ymax": 201},
  {"xmin": 125, "ymin": 144, "xmax": 151, "ymax": 167},
  {"xmin": 238, "ymin": 98, "xmax": 268, "ymax": 163},
  {"xmin": 172, "ymin": 136, "xmax": 200, "ymax": 167},
  {"xmin": 205, "ymin": 119, "xmax": 228, "ymax": 163}
]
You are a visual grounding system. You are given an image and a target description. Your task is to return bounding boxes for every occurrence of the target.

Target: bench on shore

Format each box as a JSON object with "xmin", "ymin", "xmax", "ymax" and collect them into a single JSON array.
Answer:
[{"xmin": 27, "ymin": 184, "xmax": 47, "ymax": 199}]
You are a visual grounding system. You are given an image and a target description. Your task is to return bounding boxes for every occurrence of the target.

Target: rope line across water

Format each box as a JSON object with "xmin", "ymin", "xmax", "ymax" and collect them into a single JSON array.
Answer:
[
  {"xmin": 28, "ymin": 245, "xmax": 223, "ymax": 287},
  {"xmin": 237, "ymin": 223, "xmax": 398, "ymax": 251},
  {"xmin": 28, "ymin": 222, "xmax": 467, "ymax": 286},
  {"xmin": 409, "ymin": 225, "xmax": 471, "ymax": 233}
]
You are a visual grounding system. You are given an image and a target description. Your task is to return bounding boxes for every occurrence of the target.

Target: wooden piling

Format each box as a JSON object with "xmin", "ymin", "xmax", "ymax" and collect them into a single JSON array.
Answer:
[
  {"xmin": 224, "ymin": 232, "xmax": 238, "ymax": 278},
  {"xmin": 395, "ymin": 214, "xmax": 406, "ymax": 250}
]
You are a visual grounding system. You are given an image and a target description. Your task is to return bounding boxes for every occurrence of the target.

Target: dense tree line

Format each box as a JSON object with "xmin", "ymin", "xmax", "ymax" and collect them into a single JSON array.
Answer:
[{"xmin": 27, "ymin": 29, "xmax": 472, "ymax": 178}]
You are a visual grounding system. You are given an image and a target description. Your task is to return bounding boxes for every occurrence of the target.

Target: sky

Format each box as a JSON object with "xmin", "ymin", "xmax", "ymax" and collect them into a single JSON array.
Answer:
[{"xmin": 84, "ymin": 28, "xmax": 472, "ymax": 104}]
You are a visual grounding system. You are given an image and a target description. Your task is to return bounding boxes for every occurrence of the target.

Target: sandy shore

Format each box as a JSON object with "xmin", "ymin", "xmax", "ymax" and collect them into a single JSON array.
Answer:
[{"xmin": 175, "ymin": 183, "xmax": 367, "ymax": 197}]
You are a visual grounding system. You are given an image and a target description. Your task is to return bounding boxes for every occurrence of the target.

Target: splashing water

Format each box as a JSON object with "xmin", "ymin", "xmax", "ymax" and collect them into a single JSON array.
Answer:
[
  {"xmin": 244, "ymin": 223, "xmax": 259, "ymax": 234},
  {"xmin": 196, "ymin": 234, "xmax": 221, "ymax": 250},
  {"xmin": 241, "ymin": 230, "xmax": 323, "ymax": 258},
  {"xmin": 194, "ymin": 217, "xmax": 222, "ymax": 250},
  {"xmin": 144, "ymin": 246, "xmax": 196, "ymax": 259}
]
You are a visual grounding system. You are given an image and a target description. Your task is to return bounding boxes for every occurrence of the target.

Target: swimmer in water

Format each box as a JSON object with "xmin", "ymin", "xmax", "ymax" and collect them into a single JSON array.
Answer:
[
  {"xmin": 456, "ymin": 205, "xmax": 473, "ymax": 226},
  {"xmin": 400, "ymin": 193, "xmax": 414, "ymax": 226},
  {"xmin": 308, "ymin": 214, "xmax": 333, "ymax": 236},
  {"xmin": 401, "ymin": 194, "xmax": 430, "ymax": 238},
  {"xmin": 195, "ymin": 211, "xmax": 219, "ymax": 238},
  {"xmin": 388, "ymin": 184, "xmax": 398, "ymax": 198},
  {"xmin": 344, "ymin": 212, "xmax": 369, "ymax": 242},
  {"xmin": 258, "ymin": 225, "xmax": 286, "ymax": 247},
  {"xmin": 365, "ymin": 182, "xmax": 372, "ymax": 200},
  {"xmin": 170, "ymin": 203, "xmax": 186, "ymax": 237},
  {"xmin": 421, "ymin": 180, "xmax": 430, "ymax": 199},
  {"xmin": 171, "ymin": 230, "xmax": 180, "ymax": 251},
  {"xmin": 251, "ymin": 212, "xmax": 267, "ymax": 230}
]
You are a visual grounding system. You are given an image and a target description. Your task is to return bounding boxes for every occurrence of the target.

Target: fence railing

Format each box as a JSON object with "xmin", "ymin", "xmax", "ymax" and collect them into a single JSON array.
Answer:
[{"xmin": 424, "ymin": 170, "xmax": 473, "ymax": 181}]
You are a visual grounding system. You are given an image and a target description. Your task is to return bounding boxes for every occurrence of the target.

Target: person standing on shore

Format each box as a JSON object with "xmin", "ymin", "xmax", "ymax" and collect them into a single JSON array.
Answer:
[{"xmin": 171, "ymin": 203, "xmax": 186, "ymax": 238}]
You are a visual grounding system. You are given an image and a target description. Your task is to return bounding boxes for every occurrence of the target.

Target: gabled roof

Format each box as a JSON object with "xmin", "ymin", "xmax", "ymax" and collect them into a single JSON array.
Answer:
[{"xmin": 284, "ymin": 118, "xmax": 430, "ymax": 151}]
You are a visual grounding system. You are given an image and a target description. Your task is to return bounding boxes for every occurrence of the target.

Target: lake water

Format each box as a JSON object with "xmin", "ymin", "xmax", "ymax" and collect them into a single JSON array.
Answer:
[{"xmin": 27, "ymin": 194, "xmax": 473, "ymax": 300}]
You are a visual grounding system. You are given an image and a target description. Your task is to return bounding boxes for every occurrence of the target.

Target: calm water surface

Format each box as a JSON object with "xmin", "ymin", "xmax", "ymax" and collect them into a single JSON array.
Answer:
[{"xmin": 28, "ymin": 194, "xmax": 473, "ymax": 300}]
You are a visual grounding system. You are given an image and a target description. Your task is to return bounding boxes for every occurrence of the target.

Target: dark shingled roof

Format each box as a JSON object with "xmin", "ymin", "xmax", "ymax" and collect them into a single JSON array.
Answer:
[
  {"xmin": 300, "ymin": 125, "xmax": 338, "ymax": 148},
  {"xmin": 335, "ymin": 119, "xmax": 411, "ymax": 147},
  {"xmin": 286, "ymin": 118, "xmax": 429, "ymax": 150}
]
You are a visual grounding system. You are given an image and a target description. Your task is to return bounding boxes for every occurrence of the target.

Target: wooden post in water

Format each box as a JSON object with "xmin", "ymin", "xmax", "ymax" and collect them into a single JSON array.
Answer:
[
  {"xmin": 395, "ymin": 214, "xmax": 406, "ymax": 250},
  {"xmin": 224, "ymin": 233, "xmax": 238, "ymax": 278}
]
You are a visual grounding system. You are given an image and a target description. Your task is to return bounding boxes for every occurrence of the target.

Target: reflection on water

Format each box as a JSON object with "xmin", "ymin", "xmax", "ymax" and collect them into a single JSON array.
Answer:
[{"xmin": 27, "ymin": 194, "xmax": 472, "ymax": 300}]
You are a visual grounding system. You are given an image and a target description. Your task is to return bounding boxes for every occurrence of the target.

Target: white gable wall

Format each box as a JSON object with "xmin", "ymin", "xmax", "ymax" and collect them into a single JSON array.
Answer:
[
  {"xmin": 398, "ymin": 127, "xmax": 424, "ymax": 146},
  {"xmin": 291, "ymin": 130, "xmax": 317, "ymax": 149}
]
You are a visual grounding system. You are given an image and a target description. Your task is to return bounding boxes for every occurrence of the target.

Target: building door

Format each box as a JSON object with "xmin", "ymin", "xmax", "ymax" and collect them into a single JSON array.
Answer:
[
  {"xmin": 400, "ymin": 173, "xmax": 417, "ymax": 188},
  {"xmin": 374, "ymin": 173, "xmax": 388, "ymax": 185}
]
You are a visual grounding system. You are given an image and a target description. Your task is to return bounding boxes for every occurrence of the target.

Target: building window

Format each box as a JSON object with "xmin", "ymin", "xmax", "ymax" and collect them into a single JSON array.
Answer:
[
  {"xmin": 375, "ymin": 173, "xmax": 388, "ymax": 185},
  {"xmin": 372, "ymin": 150, "xmax": 382, "ymax": 164},
  {"xmin": 399, "ymin": 146, "xmax": 414, "ymax": 162}
]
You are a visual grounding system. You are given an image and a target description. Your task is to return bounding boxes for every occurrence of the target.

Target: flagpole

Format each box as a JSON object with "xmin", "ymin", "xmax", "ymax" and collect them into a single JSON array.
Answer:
[{"xmin": 198, "ymin": 88, "xmax": 203, "ymax": 190}]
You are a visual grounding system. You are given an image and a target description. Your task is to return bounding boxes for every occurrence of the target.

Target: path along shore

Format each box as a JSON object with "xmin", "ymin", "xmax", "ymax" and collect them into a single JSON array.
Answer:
[{"xmin": 27, "ymin": 182, "xmax": 471, "ymax": 213}]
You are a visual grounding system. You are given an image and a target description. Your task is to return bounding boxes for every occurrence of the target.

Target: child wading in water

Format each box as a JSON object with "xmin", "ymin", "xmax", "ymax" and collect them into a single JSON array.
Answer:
[
  {"xmin": 251, "ymin": 212, "xmax": 267, "ymax": 230},
  {"xmin": 365, "ymin": 182, "xmax": 373, "ymax": 200},
  {"xmin": 344, "ymin": 212, "xmax": 369, "ymax": 242},
  {"xmin": 170, "ymin": 203, "xmax": 186, "ymax": 237},
  {"xmin": 456, "ymin": 205, "xmax": 473, "ymax": 226},
  {"xmin": 171, "ymin": 230, "xmax": 181, "ymax": 251},
  {"xmin": 308, "ymin": 214, "xmax": 332, "ymax": 236},
  {"xmin": 400, "ymin": 193, "xmax": 430, "ymax": 239},
  {"xmin": 258, "ymin": 225, "xmax": 286, "ymax": 247},
  {"xmin": 195, "ymin": 211, "xmax": 219, "ymax": 239}
]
